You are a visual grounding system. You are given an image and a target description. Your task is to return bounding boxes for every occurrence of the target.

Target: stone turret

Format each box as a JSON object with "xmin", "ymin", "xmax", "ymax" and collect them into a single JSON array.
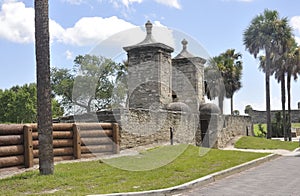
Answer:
[
  {"xmin": 123, "ymin": 21, "xmax": 174, "ymax": 109},
  {"xmin": 172, "ymin": 39, "xmax": 206, "ymax": 108}
]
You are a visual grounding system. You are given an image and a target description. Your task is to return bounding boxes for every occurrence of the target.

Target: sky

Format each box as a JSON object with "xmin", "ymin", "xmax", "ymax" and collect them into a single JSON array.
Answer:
[{"xmin": 0, "ymin": 0, "xmax": 300, "ymax": 115}]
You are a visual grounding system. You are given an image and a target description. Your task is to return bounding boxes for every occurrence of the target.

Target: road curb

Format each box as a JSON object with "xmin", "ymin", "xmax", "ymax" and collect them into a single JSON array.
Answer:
[{"xmin": 89, "ymin": 153, "xmax": 280, "ymax": 196}]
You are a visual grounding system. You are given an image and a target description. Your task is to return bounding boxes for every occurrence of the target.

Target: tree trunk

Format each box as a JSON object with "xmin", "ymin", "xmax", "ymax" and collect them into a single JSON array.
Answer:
[
  {"xmin": 231, "ymin": 96, "xmax": 233, "ymax": 115},
  {"xmin": 281, "ymin": 72, "xmax": 286, "ymax": 141},
  {"xmin": 287, "ymin": 74, "xmax": 292, "ymax": 141},
  {"xmin": 266, "ymin": 50, "xmax": 272, "ymax": 139},
  {"xmin": 218, "ymin": 95, "xmax": 224, "ymax": 114},
  {"xmin": 35, "ymin": 0, "xmax": 54, "ymax": 175}
]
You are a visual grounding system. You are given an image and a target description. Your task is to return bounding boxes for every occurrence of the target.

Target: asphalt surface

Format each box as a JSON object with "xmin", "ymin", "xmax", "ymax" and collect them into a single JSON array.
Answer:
[{"xmin": 183, "ymin": 155, "xmax": 300, "ymax": 196}]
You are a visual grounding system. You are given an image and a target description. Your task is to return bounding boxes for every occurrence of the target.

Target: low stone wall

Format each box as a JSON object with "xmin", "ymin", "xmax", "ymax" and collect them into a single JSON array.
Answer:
[
  {"xmin": 249, "ymin": 109, "xmax": 300, "ymax": 124},
  {"xmin": 217, "ymin": 115, "xmax": 253, "ymax": 148},
  {"xmin": 119, "ymin": 109, "xmax": 198, "ymax": 149},
  {"xmin": 57, "ymin": 110, "xmax": 253, "ymax": 149}
]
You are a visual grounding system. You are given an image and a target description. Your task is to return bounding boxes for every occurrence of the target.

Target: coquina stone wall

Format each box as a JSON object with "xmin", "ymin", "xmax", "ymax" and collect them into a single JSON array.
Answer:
[
  {"xmin": 119, "ymin": 109, "xmax": 198, "ymax": 149},
  {"xmin": 249, "ymin": 109, "xmax": 300, "ymax": 124},
  {"xmin": 217, "ymin": 115, "xmax": 253, "ymax": 148},
  {"xmin": 58, "ymin": 111, "xmax": 253, "ymax": 149}
]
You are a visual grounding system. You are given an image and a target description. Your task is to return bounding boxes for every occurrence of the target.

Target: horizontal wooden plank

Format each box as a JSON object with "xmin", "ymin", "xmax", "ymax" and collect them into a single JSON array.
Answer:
[
  {"xmin": 77, "ymin": 123, "xmax": 113, "ymax": 130},
  {"xmin": 32, "ymin": 131, "xmax": 73, "ymax": 140},
  {"xmin": 0, "ymin": 125, "xmax": 24, "ymax": 135},
  {"xmin": 0, "ymin": 145, "xmax": 24, "ymax": 157},
  {"xmin": 0, "ymin": 135, "xmax": 23, "ymax": 146},
  {"xmin": 0, "ymin": 155, "xmax": 24, "ymax": 168},
  {"xmin": 80, "ymin": 130, "xmax": 112, "ymax": 138},
  {"xmin": 33, "ymin": 147, "xmax": 74, "ymax": 158},
  {"xmin": 32, "ymin": 139, "xmax": 73, "ymax": 148},
  {"xmin": 30, "ymin": 123, "xmax": 73, "ymax": 132},
  {"xmin": 81, "ymin": 137, "xmax": 113, "ymax": 146}
]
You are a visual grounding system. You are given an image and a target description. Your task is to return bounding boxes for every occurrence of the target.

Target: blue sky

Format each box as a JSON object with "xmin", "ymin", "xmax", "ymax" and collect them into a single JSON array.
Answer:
[{"xmin": 0, "ymin": 0, "xmax": 300, "ymax": 114}]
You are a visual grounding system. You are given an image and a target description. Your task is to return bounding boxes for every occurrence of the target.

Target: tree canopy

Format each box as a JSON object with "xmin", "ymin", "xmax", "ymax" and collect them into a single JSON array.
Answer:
[
  {"xmin": 205, "ymin": 49, "xmax": 243, "ymax": 114},
  {"xmin": 243, "ymin": 9, "xmax": 293, "ymax": 139},
  {"xmin": 51, "ymin": 54, "xmax": 127, "ymax": 114},
  {"xmin": 0, "ymin": 83, "xmax": 63, "ymax": 123}
]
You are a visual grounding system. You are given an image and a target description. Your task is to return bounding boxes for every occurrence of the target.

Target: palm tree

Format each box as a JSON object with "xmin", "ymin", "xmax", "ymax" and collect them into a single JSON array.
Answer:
[
  {"xmin": 222, "ymin": 49, "xmax": 243, "ymax": 114},
  {"xmin": 243, "ymin": 9, "xmax": 292, "ymax": 139},
  {"xmin": 35, "ymin": 0, "xmax": 53, "ymax": 175},
  {"xmin": 205, "ymin": 57, "xmax": 226, "ymax": 114},
  {"xmin": 285, "ymin": 39, "xmax": 300, "ymax": 140},
  {"xmin": 205, "ymin": 50, "xmax": 242, "ymax": 114}
]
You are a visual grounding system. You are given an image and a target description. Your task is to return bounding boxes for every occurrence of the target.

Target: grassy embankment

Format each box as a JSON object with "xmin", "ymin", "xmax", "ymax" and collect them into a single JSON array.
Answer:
[{"xmin": 0, "ymin": 144, "xmax": 268, "ymax": 195}]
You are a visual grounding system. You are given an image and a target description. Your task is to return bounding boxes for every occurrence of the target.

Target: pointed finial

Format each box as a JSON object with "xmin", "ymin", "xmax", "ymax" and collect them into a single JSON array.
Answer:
[
  {"xmin": 174, "ymin": 38, "xmax": 194, "ymax": 59},
  {"xmin": 145, "ymin": 20, "xmax": 153, "ymax": 35},
  {"xmin": 182, "ymin": 39, "xmax": 188, "ymax": 50}
]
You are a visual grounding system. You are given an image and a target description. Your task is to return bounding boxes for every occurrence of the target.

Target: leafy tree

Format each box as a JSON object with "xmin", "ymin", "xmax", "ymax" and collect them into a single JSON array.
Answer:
[
  {"xmin": 243, "ymin": 9, "xmax": 292, "ymax": 139},
  {"xmin": 233, "ymin": 110, "xmax": 240, "ymax": 116},
  {"xmin": 51, "ymin": 55, "xmax": 126, "ymax": 114},
  {"xmin": 244, "ymin": 105, "xmax": 253, "ymax": 115},
  {"xmin": 35, "ymin": 0, "xmax": 53, "ymax": 175},
  {"xmin": 0, "ymin": 84, "xmax": 63, "ymax": 123}
]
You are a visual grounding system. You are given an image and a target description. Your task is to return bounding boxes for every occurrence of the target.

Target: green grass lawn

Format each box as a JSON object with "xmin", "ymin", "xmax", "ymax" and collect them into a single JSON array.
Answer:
[
  {"xmin": 253, "ymin": 123, "xmax": 300, "ymax": 136},
  {"xmin": 0, "ymin": 145, "xmax": 268, "ymax": 195},
  {"xmin": 235, "ymin": 136, "xmax": 299, "ymax": 151},
  {"xmin": 293, "ymin": 123, "xmax": 300, "ymax": 128}
]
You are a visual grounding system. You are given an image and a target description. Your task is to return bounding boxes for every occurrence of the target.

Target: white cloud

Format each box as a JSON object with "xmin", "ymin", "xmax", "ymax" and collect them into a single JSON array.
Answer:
[
  {"xmin": 290, "ymin": 16, "xmax": 300, "ymax": 33},
  {"xmin": 290, "ymin": 16, "xmax": 300, "ymax": 45},
  {"xmin": 120, "ymin": 0, "xmax": 142, "ymax": 8},
  {"xmin": 65, "ymin": 50, "xmax": 74, "ymax": 60},
  {"xmin": 57, "ymin": 16, "xmax": 136, "ymax": 46},
  {"xmin": 0, "ymin": 1, "xmax": 136, "ymax": 46},
  {"xmin": 64, "ymin": 0, "xmax": 181, "ymax": 9},
  {"xmin": 0, "ymin": 1, "xmax": 34, "ymax": 43},
  {"xmin": 154, "ymin": 0, "xmax": 181, "ymax": 9}
]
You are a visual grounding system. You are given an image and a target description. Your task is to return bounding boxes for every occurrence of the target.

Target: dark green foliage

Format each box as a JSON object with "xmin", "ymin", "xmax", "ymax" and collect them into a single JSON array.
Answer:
[
  {"xmin": 0, "ymin": 83, "xmax": 63, "ymax": 123},
  {"xmin": 257, "ymin": 123, "xmax": 267, "ymax": 137},
  {"xmin": 271, "ymin": 112, "xmax": 290, "ymax": 138},
  {"xmin": 233, "ymin": 110, "xmax": 240, "ymax": 115},
  {"xmin": 205, "ymin": 49, "xmax": 243, "ymax": 114},
  {"xmin": 244, "ymin": 105, "xmax": 253, "ymax": 114}
]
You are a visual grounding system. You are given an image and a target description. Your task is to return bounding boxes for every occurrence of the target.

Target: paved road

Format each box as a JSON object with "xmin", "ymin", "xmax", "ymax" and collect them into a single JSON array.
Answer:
[{"xmin": 182, "ymin": 155, "xmax": 300, "ymax": 196}]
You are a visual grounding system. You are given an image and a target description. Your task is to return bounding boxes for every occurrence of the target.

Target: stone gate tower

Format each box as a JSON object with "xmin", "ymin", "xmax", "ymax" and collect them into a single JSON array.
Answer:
[
  {"xmin": 172, "ymin": 39, "xmax": 206, "ymax": 108},
  {"xmin": 123, "ymin": 21, "xmax": 174, "ymax": 109}
]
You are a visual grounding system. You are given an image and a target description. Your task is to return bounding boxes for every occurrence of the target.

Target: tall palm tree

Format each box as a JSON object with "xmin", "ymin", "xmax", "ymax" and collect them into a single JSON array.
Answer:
[
  {"xmin": 35, "ymin": 0, "xmax": 53, "ymax": 175},
  {"xmin": 285, "ymin": 39, "xmax": 300, "ymax": 140},
  {"xmin": 222, "ymin": 49, "xmax": 243, "ymax": 114},
  {"xmin": 205, "ymin": 57, "xmax": 226, "ymax": 114},
  {"xmin": 243, "ymin": 9, "xmax": 292, "ymax": 139}
]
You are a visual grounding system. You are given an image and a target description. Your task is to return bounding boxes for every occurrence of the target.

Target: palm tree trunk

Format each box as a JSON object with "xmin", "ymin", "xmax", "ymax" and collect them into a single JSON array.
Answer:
[
  {"xmin": 35, "ymin": 0, "xmax": 54, "ymax": 175},
  {"xmin": 287, "ymin": 74, "xmax": 292, "ymax": 141},
  {"xmin": 281, "ymin": 72, "xmax": 287, "ymax": 141},
  {"xmin": 266, "ymin": 50, "xmax": 272, "ymax": 139},
  {"xmin": 231, "ymin": 96, "xmax": 233, "ymax": 115},
  {"xmin": 218, "ymin": 94, "xmax": 224, "ymax": 114}
]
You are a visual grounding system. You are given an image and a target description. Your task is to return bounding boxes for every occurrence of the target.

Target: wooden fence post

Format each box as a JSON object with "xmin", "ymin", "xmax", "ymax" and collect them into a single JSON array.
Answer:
[
  {"xmin": 73, "ymin": 124, "xmax": 81, "ymax": 159},
  {"xmin": 24, "ymin": 125, "xmax": 33, "ymax": 168},
  {"xmin": 112, "ymin": 123, "xmax": 120, "ymax": 154}
]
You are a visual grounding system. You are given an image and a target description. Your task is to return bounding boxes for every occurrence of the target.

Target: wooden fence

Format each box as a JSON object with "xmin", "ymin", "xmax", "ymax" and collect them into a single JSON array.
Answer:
[{"xmin": 0, "ymin": 123, "xmax": 119, "ymax": 169}]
